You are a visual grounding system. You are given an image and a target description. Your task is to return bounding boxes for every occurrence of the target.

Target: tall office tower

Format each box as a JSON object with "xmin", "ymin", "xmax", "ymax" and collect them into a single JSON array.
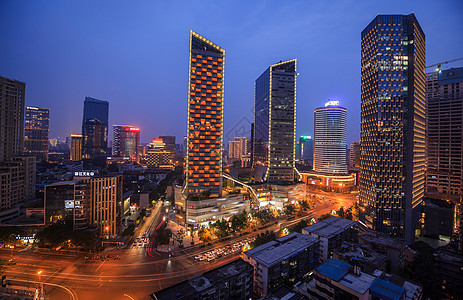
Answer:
[
  {"xmin": 0, "ymin": 76, "xmax": 25, "ymax": 161},
  {"xmin": 254, "ymin": 60, "xmax": 297, "ymax": 183},
  {"xmin": 112, "ymin": 125, "xmax": 140, "ymax": 163},
  {"xmin": 350, "ymin": 142, "xmax": 361, "ymax": 169},
  {"xmin": 24, "ymin": 106, "xmax": 49, "ymax": 162},
  {"xmin": 185, "ymin": 31, "xmax": 224, "ymax": 198},
  {"xmin": 70, "ymin": 134, "xmax": 83, "ymax": 161},
  {"xmin": 360, "ymin": 14, "xmax": 426, "ymax": 244},
  {"xmin": 228, "ymin": 140, "xmax": 241, "ymax": 160},
  {"xmin": 313, "ymin": 101, "xmax": 347, "ymax": 174},
  {"xmin": 82, "ymin": 97, "xmax": 109, "ymax": 159},
  {"xmin": 159, "ymin": 136, "xmax": 176, "ymax": 152},
  {"xmin": 426, "ymin": 67, "xmax": 463, "ymax": 253},
  {"xmin": 250, "ymin": 123, "xmax": 254, "ymax": 166},
  {"xmin": 234, "ymin": 137, "xmax": 247, "ymax": 158},
  {"xmin": 299, "ymin": 135, "xmax": 314, "ymax": 165}
]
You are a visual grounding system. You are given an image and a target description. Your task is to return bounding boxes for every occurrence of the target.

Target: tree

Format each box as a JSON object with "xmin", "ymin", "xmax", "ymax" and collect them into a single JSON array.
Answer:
[
  {"xmin": 212, "ymin": 219, "xmax": 231, "ymax": 238},
  {"xmin": 188, "ymin": 226, "xmax": 196, "ymax": 244},
  {"xmin": 231, "ymin": 211, "xmax": 248, "ymax": 232},
  {"xmin": 319, "ymin": 213, "xmax": 332, "ymax": 221},
  {"xmin": 252, "ymin": 230, "xmax": 277, "ymax": 247},
  {"xmin": 284, "ymin": 204, "xmax": 295, "ymax": 216},
  {"xmin": 122, "ymin": 224, "xmax": 136, "ymax": 236},
  {"xmin": 157, "ymin": 228, "xmax": 172, "ymax": 245},
  {"xmin": 198, "ymin": 226, "xmax": 212, "ymax": 243},
  {"xmin": 290, "ymin": 219, "xmax": 309, "ymax": 233},
  {"xmin": 253, "ymin": 209, "xmax": 272, "ymax": 227},
  {"xmin": 337, "ymin": 207, "xmax": 345, "ymax": 218},
  {"xmin": 174, "ymin": 229, "xmax": 185, "ymax": 247},
  {"xmin": 299, "ymin": 200, "xmax": 309, "ymax": 211}
]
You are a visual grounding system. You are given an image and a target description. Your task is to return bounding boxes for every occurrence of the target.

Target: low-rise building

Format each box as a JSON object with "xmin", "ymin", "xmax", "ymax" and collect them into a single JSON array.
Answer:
[
  {"xmin": 332, "ymin": 241, "xmax": 387, "ymax": 272},
  {"xmin": 302, "ymin": 259, "xmax": 422, "ymax": 300},
  {"xmin": 150, "ymin": 258, "xmax": 253, "ymax": 300},
  {"xmin": 243, "ymin": 232, "xmax": 320, "ymax": 298},
  {"xmin": 302, "ymin": 216, "xmax": 358, "ymax": 261},
  {"xmin": 434, "ymin": 247, "xmax": 463, "ymax": 297}
]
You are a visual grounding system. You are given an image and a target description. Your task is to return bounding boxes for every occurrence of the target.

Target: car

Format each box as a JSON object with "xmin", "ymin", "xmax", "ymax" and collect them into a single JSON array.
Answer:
[
  {"xmin": 138, "ymin": 241, "xmax": 143, "ymax": 246},
  {"xmin": 207, "ymin": 257, "xmax": 214, "ymax": 261},
  {"xmin": 133, "ymin": 242, "xmax": 137, "ymax": 246},
  {"xmin": 199, "ymin": 256, "xmax": 206, "ymax": 261},
  {"xmin": 194, "ymin": 255, "xmax": 201, "ymax": 260}
]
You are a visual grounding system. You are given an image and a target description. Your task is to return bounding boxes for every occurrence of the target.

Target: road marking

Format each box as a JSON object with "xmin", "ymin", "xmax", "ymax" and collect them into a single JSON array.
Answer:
[
  {"xmin": 124, "ymin": 293, "xmax": 135, "ymax": 300},
  {"xmin": 95, "ymin": 259, "xmax": 106, "ymax": 272}
]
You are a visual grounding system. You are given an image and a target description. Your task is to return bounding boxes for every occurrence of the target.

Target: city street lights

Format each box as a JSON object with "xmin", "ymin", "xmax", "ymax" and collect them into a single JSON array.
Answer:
[{"xmin": 37, "ymin": 270, "xmax": 43, "ymax": 299}]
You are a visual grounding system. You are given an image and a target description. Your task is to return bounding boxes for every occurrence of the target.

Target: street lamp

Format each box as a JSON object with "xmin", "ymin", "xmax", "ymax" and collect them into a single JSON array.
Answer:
[{"xmin": 37, "ymin": 270, "xmax": 43, "ymax": 299}]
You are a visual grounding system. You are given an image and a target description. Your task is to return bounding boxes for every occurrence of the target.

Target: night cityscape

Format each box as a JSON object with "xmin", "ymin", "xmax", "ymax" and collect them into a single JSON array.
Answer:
[{"xmin": 1, "ymin": 1, "xmax": 463, "ymax": 299}]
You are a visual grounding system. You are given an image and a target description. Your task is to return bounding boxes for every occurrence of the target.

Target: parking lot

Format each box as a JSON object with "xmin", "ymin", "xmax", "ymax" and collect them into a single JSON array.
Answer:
[{"xmin": 193, "ymin": 237, "xmax": 255, "ymax": 262}]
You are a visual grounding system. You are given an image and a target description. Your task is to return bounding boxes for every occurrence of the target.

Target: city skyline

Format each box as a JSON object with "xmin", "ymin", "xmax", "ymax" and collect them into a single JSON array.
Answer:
[{"xmin": 1, "ymin": 1, "xmax": 462, "ymax": 145}]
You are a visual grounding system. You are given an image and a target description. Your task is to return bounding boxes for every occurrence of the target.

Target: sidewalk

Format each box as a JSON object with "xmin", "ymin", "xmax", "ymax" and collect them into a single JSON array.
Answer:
[{"xmin": 156, "ymin": 218, "xmax": 200, "ymax": 252}]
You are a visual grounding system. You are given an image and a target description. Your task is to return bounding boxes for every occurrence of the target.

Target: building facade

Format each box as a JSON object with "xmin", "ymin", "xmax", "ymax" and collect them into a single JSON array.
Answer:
[
  {"xmin": 112, "ymin": 125, "xmax": 140, "ymax": 163},
  {"xmin": 314, "ymin": 101, "xmax": 347, "ymax": 174},
  {"xmin": 243, "ymin": 232, "xmax": 320, "ymax": 297},
  {"xmin": 349, "ymin": 142, "xmax": 361, "ymax": 169},
  {"xmin": 185, "ymin": 30, "xmax": 224, "ymax": 198},
  {"xmin": 299, "ymin": 135, "xmax": 314, "ymax": 165},
  {"xmin": 0, "ymin": 76, "xmax": 25, "ymax": 162},
  {"xmin": 70, "ymin": 134, "xmax": 83, "ymax": 161},
  {"xmin": 159, "ymin": 136, "xmax": 176, "ymax": 152},
  {"xmin": 359, "ymin": 14, "xmax": 426, "ymax": 244},
  {"xmin": 24, "ymin": 106, "xmax": 49, "ymax": 162},
  {"xmin": 82, "ymin": 97, "xmax": 109, "ymax": 159},
  {"xmin": 426, "ymin": 67, "xmax": 462, "ymax": 200},
  {"xmin": 253, "ymin": 60, "xmax": 297, "ymax": 183},
  {"xmin": 146, "ymin": 138, "xmax": 173, "ymax": 168}
]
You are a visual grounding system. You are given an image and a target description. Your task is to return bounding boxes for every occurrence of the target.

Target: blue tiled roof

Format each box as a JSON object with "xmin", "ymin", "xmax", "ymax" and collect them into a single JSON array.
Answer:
[
  {"xmin": 316, "ymin": 259, "xmax": 350, "ymax": 281},
  {"xmin": 369, "ymin": 278, "xmax": 405, "ymax": 300}
]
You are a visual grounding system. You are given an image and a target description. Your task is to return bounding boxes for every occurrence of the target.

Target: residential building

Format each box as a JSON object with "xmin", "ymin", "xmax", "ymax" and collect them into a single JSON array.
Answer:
[
  {"xmin": 434, "ymin": 247, "xmax": 463, "ymax": 297},
  {"xmin": 314, "ymin": 100, "xmax": 347, "ymax": 174},
  {"xmin": 302, "ymin": 216, "xmax": 358, "ymax": 261},
  {"xmin": 360, "ymin": 14, "xmax": 426, "ymax": 244},
  {"xmin": 70, "ymin": 134, "xmax": 83, "ymax": 161},
  {"xmin": 235, "ymin": 136, "xmax": 247, "ymax": 157},
  {"xmin": 24, "ymin": 106, "xmax": 49, "ymax": 162},
  {"xmin": 82, "ymin": 97, "xmax": 109, "ymax": 159},
  {"xmin": 0, "ymin": 76, "xmax": 25, "ymax": 161},
  {"xmin": 185, "ymin": 30, "xmax": 224, "ymax": 198},
  {"xmin": 299, "ymin": 135, "xmax": 314, "ymax": 165},
  {"xmin": 243, "ymin": 232, "xmax": 320, "ymax": 297},
  {"xmin": 426, "ymin": 67, "xmax": 462, "ymax": 200},
  {"xmin": 422, "ymin": 197, "xmax": 454, "ymax": 238},
  {"xmin": 253, "ymin": 60, "xmax": 297, "ymax": 183},
  {"xmin": 349, "ymin": 142, "xmax": 360, "ymax": 169},
  {"xmin": 151, "ymin": 259, "xmax": 253, "ymax": 300},
  {"xmin": 112, "ymin": 125, "xmax": 140, "ymax": 163},
  {"xmin": 332, "ymin": 241, "xmax": 387, "ymax": 272},
  {"xmin": 303, "ymin": 259, "xmax": 422, "ymax": 300},
  {"xmin": 228, "ymin": 140, "xmax": 241, "ymax": 161}
]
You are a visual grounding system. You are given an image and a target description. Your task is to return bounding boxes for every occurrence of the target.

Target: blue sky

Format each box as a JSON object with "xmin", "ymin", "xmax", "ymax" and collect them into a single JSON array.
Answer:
[{"xmin": 1, "ymin": 0, "xmax": 462, "ymax": 145}]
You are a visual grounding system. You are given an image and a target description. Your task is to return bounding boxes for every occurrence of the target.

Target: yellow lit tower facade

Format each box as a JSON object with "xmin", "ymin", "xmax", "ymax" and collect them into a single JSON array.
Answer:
[
  {"xmin": 360, "ymin": 14, "xmax": 425, "ymax": 244},
  {"xmin": 185, "ymin": 31, "xmax": 224, "ymax": 199}
]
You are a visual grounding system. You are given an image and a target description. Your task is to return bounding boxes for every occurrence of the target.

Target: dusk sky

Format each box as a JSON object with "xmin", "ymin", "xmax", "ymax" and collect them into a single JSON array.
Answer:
[{"xmin": 1, "ymin": 0, "xmax": 462, "ymax": 145}]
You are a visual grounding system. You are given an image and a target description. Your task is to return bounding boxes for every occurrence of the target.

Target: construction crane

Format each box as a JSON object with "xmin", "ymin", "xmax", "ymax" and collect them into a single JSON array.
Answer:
[{"xmin": 426, "ymin": 57, "xmax": 463, "ymax": 72}]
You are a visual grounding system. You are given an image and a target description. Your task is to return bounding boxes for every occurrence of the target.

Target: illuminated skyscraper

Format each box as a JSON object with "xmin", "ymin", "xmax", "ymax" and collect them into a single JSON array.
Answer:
[
  {"xmin": 253, "ymin": 60, "xmax": 297, "ymax": 183},
  {"xmin": 112, "ymin": 125, "xmax": 140, "ymax": 163},
  {"xmin": 70, "ymin": 134, "xmax": 83, "ymax": 161},
  {"xmin": 299, "ymin": 135, "xmax": 314, "ymax": 165},
  {"xmin": 82, "ymin": 97, "xmax": 109, "ymax": 159},
  {"xmin": 24, "ymin": 106, "xmax": 49, "ymax": 162},
  {"xmin": 185, "ymin": 31, "xmax": 224, "ymax": 198},
  {"xmin": 314, "ymin": 101, "xmax": 347, "ymax": 174},
  {"xmin": 360, "ymin": 14, "xmax": 426, "ymax": 244}
]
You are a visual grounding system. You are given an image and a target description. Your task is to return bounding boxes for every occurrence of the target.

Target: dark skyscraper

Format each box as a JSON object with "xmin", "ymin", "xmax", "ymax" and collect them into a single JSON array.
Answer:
[
  {"xmin": 253, "ymin": 60, "xmax": 297, "ymax": 183},
  {"xmin": 112, "ymin": 125, "xmax": 140, "ymax": 163},
  {"xmin": 24, "ymin": 106, "xmax": 49, "ymax": 162},
  {"xmin": 299, "ymin": 135, "xmax": 314, "ymax": 165},
  {"xmin": 359, "ymin": 14, "xmax": 426, "ymax": 244},
  {"xmin": 0, "ymin": 76, "xmax": 25, "ymax": 161},
  {"xmin": 82, "ymin": 97, "xmax": 109, "ymax": 159},
  {"xmin": 185, "ymin": 30, "xmax": 224, "ymax": 198}
]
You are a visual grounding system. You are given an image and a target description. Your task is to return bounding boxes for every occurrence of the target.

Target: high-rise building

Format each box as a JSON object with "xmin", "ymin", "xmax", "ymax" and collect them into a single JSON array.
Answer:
[
  {"xmin": 146, "ymin": 138, "xmax": 173, "ymax": 168},
  {"xmin": 112, "ymin": 125, "xmax": 140, "ymax": 163},
  {"xmin": 360, "ymin": 14, "xmax": 426, "ymax": 244},
  {"xmin": 350, "ymin": 142, "xmax": 361, "ymax": 169},
  {"xmin": 314, "ymin": 101, "xmax": 347, "ymax": 174},
  {"xmin": 24, "ymin": 106, "xmax": 49, "ymax": 162},
  {"xmin": 0, "ymin": 76, "xmax": 25, "ymax": 161},
  {"xmin": 82, "ymin": 97, "xmax": 109, "ymax": 159},
  {"xmin": 159, "ymin": 136, "xmax": 176, "ymax": 152},
  {"xmin": 426, "ymin": 67, "xmax": 462, "ymax": 199},
  {"xmin": 235, "ymin": 136, "xmax": 247, "ymax": 157},
  {"xmin": 70, "ymin": 134, "xmax": 83, "ymax": 161},
  {"xmin": 228, "ymin": 140, "xmax": 240, "ymax": 160},
  {"xmin": 253, "ymin": 60, "xmax": 297, "ymax": 183},
  {"xmin": 185, "ymin": 30, "xmax": 224, "ymax": 198},
  {"xmin": 299, "ymin": 135, "xmax": 314, "ymax": 165}
]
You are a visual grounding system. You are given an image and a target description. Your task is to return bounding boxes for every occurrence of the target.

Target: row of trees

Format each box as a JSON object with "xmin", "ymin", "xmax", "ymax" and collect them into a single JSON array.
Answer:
[{"xmin": 34, "ymin": 221, "xmax": 98, "ymax": 251}]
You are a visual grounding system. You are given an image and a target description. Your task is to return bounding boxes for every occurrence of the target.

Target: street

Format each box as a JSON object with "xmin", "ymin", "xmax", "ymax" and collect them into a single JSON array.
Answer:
[{"xmin": 0, "ymin": 191, "xmax": 357, "ymax": 300}]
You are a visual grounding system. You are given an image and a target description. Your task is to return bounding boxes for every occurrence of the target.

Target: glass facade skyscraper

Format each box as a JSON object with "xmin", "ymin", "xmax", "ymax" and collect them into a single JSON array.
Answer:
[
  {"xmin": 254, "ymin": 60, "xmax": 297, "ymax": 183},
  {"xmin": 112, "ymin": 125, "xmax": 140, "ymax": 163},
  {"xmin": 185, "ymin": 31, "xmax": 224, "ymax": 198},
  {"xmin": 314, "ymin": 101, "xmax": 347, "ymax": 174},
  {"xmin": 359, "ymin": 14, "xmax": 426, "ymax": 244},
  {"xmin": 82, "ymin": 97, "xmax": 109, "ymax": 159},
  {"xmin": 24, "ymin": 106, "xmax": 49, "ymax": 162},
  {"xmin": 299, "ymin": 136, "xmax": 314, "ymax": 165}
]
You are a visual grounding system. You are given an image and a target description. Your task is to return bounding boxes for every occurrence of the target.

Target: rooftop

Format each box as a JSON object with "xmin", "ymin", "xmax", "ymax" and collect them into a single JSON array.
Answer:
[
  {"xmin": 369, "ymin": 278, "xmax": 405, "ymax": 300},
  {"xmin": 152, "ymin": 259, "xmax": 252, "ymax": 300},
  {"xmin": 244, "ymin": 232, "xmax": 319, "ymax": 268},
  {"xmin": 316, "ymin": 258, "xmax": 350, "ymax": 281},
  {"xmin": 302, "ymin": 216, "xmax": 357, "ymax": 239}
]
